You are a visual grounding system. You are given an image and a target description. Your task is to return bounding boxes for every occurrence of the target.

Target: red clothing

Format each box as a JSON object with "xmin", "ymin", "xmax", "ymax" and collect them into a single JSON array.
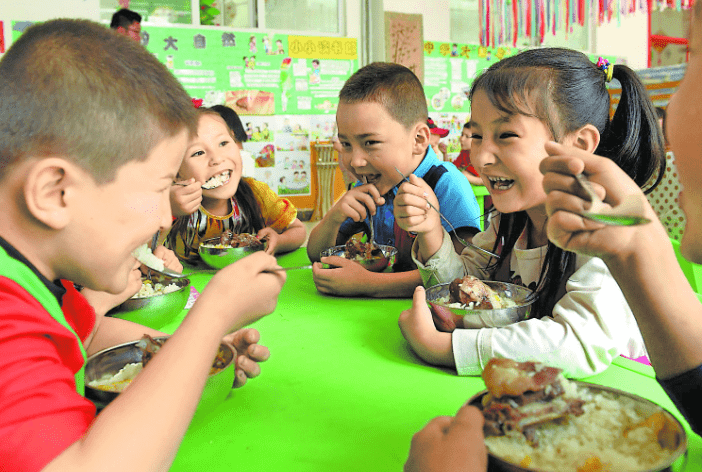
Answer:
[
  {"xmin": 0, "ymin": 278, "xmax": 96, "ymax": 471},
  {"xmin": 453, "ymin": 150, "xmax": 479, "ymax": 177}
]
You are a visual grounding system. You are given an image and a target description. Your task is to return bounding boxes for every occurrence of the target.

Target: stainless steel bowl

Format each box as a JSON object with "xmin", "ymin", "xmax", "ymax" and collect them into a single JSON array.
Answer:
[
  {"xmin": 198, "ymin": 236, "xmax": 265, "ymax": 270},
  {"xmin": 425, "ymin": 281, "xmax": 534, "ymax": 328},
  {"xmin": 85, "ymin": 336, "xmax": 235, "ymax": 412},
  {"xmin": 107, "ymin": 274, "xmax": 190, "ymax": 330},
  {"xmin": 467, "ymin": 382, "xmax": 687, "ymax": 472},
  {"xmin": 320, "ymin": 244, "xmax": 398, "ymax": 273}
]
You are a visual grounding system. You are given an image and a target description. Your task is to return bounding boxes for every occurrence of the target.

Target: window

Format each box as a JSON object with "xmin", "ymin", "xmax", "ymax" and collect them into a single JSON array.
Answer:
[{"xmin": 101, "ymin": 0, "xmax": 342, "ymax": 33}]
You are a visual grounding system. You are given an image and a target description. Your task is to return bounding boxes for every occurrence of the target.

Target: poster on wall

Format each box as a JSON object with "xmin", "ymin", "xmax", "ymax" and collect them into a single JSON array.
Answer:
[
  {"xmin": 138, "ymin": 26, "xmax": 357, "ymax": 196},
  {"xmin": 9, "ymin": 21, "xmax": 356, "ymax": 198}
]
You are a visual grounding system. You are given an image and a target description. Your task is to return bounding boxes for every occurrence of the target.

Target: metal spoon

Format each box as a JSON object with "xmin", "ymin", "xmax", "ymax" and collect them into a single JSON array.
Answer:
[
  {"xmin": 394, "ymin": 167, "xmax": 500, "ymax": 259},
  {"xmin": 264, "ymin": 265, "xmax": 313, "ymax": 272},
  {"xmin": 574, "ymin": 173, "xmax": 651, "ymax": 226}
]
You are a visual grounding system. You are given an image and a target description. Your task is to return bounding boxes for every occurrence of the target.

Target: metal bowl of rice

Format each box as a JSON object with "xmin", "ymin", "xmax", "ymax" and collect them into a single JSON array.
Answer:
[
  {"xmin": 199, "ymin": 235, "xmax": 265, "ymax": 270},
  {"xmin": 425, "ymin": 281, "xmax": 534, "ymax": 328},
  {"xmin": 85, "ymin": 336, "xmax": 235, "ymax": 413},
  {"xmin": 107, "ymin": 273, "xmax": 190, "ymax": 330},
  {"xmin": 467, "ymin": 382, "xmax": 687, "ymax": 472},
  {"xmin": 320, "ymin": 244, "xmax": 398, "ymax": 272}
]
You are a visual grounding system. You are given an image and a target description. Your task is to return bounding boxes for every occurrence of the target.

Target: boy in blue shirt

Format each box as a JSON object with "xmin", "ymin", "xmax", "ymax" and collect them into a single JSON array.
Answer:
[{"xmin": 308, "ymin": 62, "xmax": 480, "ymax": 297}]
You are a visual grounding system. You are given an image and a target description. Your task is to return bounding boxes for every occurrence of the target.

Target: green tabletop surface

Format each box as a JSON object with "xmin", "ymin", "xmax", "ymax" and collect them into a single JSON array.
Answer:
[{"xmin": 154, "ymin": 249, "xmax": 700, "ymax": 471}]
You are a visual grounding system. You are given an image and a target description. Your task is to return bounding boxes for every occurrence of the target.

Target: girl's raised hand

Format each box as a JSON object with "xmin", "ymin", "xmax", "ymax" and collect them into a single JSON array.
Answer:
[
  {"xmin": 541, "ymin": 141, "xmax": 658, "ymax": 261},
  {"xmin": 152, "ymin": 245, "xmax": 183, "ymax": 273},
  {"xmin": 170, "ymin": 178, "xmax": 203, "ymax": 217}
]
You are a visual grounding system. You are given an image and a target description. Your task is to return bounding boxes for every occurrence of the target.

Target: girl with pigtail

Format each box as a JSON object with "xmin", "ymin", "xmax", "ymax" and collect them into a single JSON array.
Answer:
[{"xmin": 394, "ymin": 48, "xmax": 665, "ymax": 378}]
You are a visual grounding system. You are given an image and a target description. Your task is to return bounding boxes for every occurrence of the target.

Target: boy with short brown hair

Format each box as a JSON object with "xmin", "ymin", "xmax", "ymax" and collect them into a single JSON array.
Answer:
[
  {"xmin": 307, "ymin": 62, "xmax": 480, "ymax": 298},
  {"xmin": 0, "ymin": 19, "xmax": 285, "ymax": 471}
]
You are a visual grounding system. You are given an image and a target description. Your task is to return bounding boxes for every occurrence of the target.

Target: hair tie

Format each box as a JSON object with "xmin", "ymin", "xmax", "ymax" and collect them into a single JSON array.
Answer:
[
  {"xmin": 191, "ymin": 98, "xmax": 203, "ymax": 108},
  {"xmin": 596, "ymin": 57, "xmax": 614, "ymax": 83}
]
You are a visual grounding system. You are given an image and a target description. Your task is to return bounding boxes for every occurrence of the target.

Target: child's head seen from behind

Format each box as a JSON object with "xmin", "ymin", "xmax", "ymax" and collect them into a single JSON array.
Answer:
[
  {"xmin": 336, "ymin": 62, "xmax": 430, "ymax": 195},
  {"xmin": 0, "ymin": 19, "xmax": 197, "ymax": 293},
  {"xmin": 0, "ymin": 19, "xmax": 197, "ymax": 185}
]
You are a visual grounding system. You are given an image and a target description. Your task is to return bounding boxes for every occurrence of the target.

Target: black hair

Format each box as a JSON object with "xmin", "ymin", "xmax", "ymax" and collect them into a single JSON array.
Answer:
[
  {"xmin": 110, "ymin": 9, "xmax": 142, "ymax": 29},
  {"xmin": 339, "ymin": 62, "xmax": 428, "ymax": 130},
  {"xmin": 210, "ymin": 104, "xmax": 248, "ymax": 143},
  {"xmin": 470, "ymin": 47, "xmax": 666, "ymax": 320}
]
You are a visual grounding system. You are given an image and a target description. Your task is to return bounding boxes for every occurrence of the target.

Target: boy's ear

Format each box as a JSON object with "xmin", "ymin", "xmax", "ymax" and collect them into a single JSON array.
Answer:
[
  {"xmin": 23, "ymin": 158, "xmax": 79, "ymax": 230},
  {"xmin": 413, "ymin": 123, "xmax": 431, "ymax": 155},
  {"xmin": 568, "ymin": 124, "xmax": 600, "ymax": 153}
]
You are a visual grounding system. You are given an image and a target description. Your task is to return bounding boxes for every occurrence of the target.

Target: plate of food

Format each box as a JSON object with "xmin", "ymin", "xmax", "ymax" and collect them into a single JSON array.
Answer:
[
  {"xmin": 199, "ymin": 230, "xmax": 266, "ymax": 270},
  {"xmin": 425, "ymin": 276, "xmax": 535, "ymax": 329},
  {"xmin": 321, "ymin": 239, "xmax": 397, "ymax": 272},
  {"xmin": 469, "ymin": 358, "xmax": 687, "ymax": 472},
  {"xmin": 85, "ymin": 335, "xmax": 235, "ymax": 413},
  {"xmin": 107, "ymin": 273, "xmax": 190, "ymax": 330}
]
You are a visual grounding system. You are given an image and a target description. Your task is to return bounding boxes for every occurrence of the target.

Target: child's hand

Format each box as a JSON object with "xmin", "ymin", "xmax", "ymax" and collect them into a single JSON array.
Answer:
[
  {"xmin": 394, "ymin": 174, "xmax": 442, "ymax": 235},
  {"xmin": 398, "ymin": 286, "xmax": 454, "ymax": 367},
  {"xmin": 404, "ymin": 404, "xmax": 487, "ymax": 472},
  {"xmin": 195, "ymin": 252, "xmax": 286, "ymax": 333},
  {"xmin": 222, "ymin": 328, "xmax": 271, "ymax": 388},
  {"xmin": 541, "ymin": 142, "xmax": 658, "ymax": 261},
  {"xmin": 311, "ymin": 257, "xmax": 371, "ymax": 296},
  {"xmin": 152, "ymin": 246, "xmax": 183, "ymax": 272},
  {"xmin": 327, "ymin": 183, "xmax": 385, "ymax": 226},
  {"xmin": 170, "ymin": 178, "xmax": 202, "ymax": 217},
  {"xmin": 257, "ymin": 227, "xmax": 279, "ymax": 254}
]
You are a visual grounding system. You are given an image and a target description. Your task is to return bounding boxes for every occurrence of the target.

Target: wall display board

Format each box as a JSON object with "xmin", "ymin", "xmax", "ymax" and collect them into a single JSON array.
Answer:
[
  {"xmin": 10, "ymin": 21, "xmax": 357, "ymax": 199},
  {"xmin": 142, "ymin": 27, "xmax": 358, "ymax": 197}
]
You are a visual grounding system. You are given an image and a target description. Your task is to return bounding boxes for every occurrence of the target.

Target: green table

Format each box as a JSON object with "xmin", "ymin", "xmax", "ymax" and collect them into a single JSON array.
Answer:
[
  {"xmin": 472, "ymin": 184, "xmax": 490, "ymax": 230},
  {"xmin": 158, "ymin": 249, "xmax": 700, "ymax": 471}
]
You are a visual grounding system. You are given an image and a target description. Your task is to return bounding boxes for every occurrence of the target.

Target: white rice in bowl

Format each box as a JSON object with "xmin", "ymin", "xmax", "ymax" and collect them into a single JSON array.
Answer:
[
  {"xmin": 437, "ymin": 294, "xmax": 517, "ymax": 310},
  {"xmin": 87, "ymin": 362, "xmax": 142, "ymax": 392},
  {"xmin": 484, "ymin": 384, "xmax": 682, "ymax": 471},
  {"xmin": 132, "ymin": 280, "xmax": 181, "ymax": 298}
]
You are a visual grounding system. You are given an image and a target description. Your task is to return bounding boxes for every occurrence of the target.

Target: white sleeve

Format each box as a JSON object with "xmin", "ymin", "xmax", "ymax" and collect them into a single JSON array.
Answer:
[
  {"xmin": 412, "ymin": 225, "xmax": 498, "ymax": 288},
  {"xmin": 451, "ymin": 255, "xmax": 647, "ymax": 377}
]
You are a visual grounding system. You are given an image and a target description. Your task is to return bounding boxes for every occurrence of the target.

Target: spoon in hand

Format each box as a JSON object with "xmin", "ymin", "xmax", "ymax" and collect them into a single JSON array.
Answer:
[
  {"xmin": 395, "ymin": 168, "xmax": 499, "ymax": 259},
  {"xmin": 573, "ymin": 173, "xmax": 651, "ymax": 226}
]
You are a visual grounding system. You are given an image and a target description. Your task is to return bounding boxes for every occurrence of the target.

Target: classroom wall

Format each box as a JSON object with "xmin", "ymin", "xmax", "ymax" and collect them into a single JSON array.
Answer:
[{"xmin": 1, "ymin": 0, "xmax": 650, "ymax": 70}]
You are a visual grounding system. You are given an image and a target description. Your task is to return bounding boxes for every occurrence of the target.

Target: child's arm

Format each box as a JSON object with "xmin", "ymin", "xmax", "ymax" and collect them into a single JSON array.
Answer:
[
  {"xmin": 542, "ymin": 142, "xmax": 702, "ymax": 379},
  {"xmin": 394, "ymin": 174, "xmax": 446, "ymax": 264},
  {"xmin": 44, "ymin": 253, "xmax": 285, "ymax": 472},
  {"xmin": 257, "ymin": 217, "xmax": 307, "ymax": 255},
  {"xmin": 312, "ymin": 260, "xmax": 423, "ymax": 298},
  {"xmin": 306, "ymin": 184, "xmax": 385, "ymax": 262}
]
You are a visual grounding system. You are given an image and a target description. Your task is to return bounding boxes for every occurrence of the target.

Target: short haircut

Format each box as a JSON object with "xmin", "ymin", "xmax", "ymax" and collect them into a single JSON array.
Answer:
[
  {"xmin": 110, "ymin": 8, "xmax": 142, "ymax": 29},
  {"xmin": 0, "ymin": 19, "xmax": 197, "ymax": 184},
  {"xmin": 338, "ymin": 62, "xmax": 428, "ymax": 130},
  {"xmin": 210, "ymin": 105, "xmax": 248, "ymax": 143}
]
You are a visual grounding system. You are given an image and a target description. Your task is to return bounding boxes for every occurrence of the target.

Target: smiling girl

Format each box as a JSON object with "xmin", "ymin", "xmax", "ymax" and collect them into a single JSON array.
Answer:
[
  {"xmin": 394, "ymin": 48, "xmax": 665, "ymax": 377},
  {"xmin": 166, "ymin": 108, "xmax": 306, "ymax": 262}
]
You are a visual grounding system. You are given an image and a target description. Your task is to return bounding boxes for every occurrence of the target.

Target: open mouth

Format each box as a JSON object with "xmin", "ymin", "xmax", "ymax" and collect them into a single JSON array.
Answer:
[
  {"xmin": 360, "ymin": 174, "xmax": 382, "ymax": 185},
  {"xmin": 487, "ymin": 176, "xmax": 515, "ymax": 191},
  {"xmin": 202, "ymin": 170, "xmax": 231, "ymax": 189}
]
